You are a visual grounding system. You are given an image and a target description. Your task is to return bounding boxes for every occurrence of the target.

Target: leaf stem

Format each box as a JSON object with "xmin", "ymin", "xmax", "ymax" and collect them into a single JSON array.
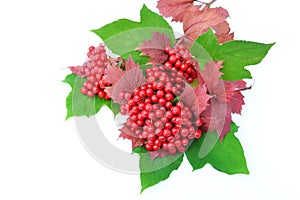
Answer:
[
  {"xmin": 194, "ymin": 0, "xmax": 217, "ymax": 8},
  {"xmin": 236, "ymin": 86, "xmax": 252, "ymax": 92}
]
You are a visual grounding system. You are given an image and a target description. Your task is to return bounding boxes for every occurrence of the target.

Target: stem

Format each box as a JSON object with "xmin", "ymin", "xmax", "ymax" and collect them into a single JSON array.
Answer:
[
  {"xmin": 237, "ymin": 86, "xmax": 252, "ymax": 92},
  {"xmin": 194, "ymin": 0, "xmax": 217, "ymax": 8}
]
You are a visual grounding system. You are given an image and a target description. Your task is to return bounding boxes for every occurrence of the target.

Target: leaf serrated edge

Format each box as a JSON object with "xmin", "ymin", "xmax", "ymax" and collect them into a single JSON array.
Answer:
[{"xmin": 140, "ymin": 154, "xmax": 184, "ymax": 193}]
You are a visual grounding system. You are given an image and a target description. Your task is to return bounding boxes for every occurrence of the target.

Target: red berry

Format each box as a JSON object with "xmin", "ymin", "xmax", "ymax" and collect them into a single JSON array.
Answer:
[
  {"xmin": 158, "ymin": 136, "xmax": 166, "ymax": 142},
  {"xmin": 158, "ymin": 98, "xmax": 166, "ymax": 106},
  {"xmin": 174, "ymin": 140, "xmax": 182, "ymax": 148},
  {"xmin": 151, "ymin": 95, "xmax": 158, "ymax": 103},
  {"xmin": 164, "ymin": 46, "xmax": 172, "ymax": 53},
  {"xmin": 165, "ymin": 101, "xmax": 173, "ymax": 109},
  {"xmin": 187, "ymin": 77, "xmax": 194, "ymax": 83},
  {"xmin": 146, "ymin": 88, "xmax": 153, "ymax": 96},
  {"xmin": 165, "ymin": 111, "xmax": 173, "ymax": 119},
  {"xmin": 153, "ymin": 145, "xmax": 160, "ymax": 151},
  {"xmin": 81, "ymin": 87, "xmax": 88, "ymax": 94},
  {"xmin": 145, "ymin": 103, "xmax": 152, "ymax": 111},
  {"xmin": 145, "ymin": 144, "xmax": 152, "ymax": 151},
  {"xmin": 87, "ymin": 91, "xmax": 94, "ymax": 98},
  {"xmin": 165, "ymin": 93, "xmax": 174, "ymax": 101},
  {"xmin": 98, "ymin": 90, "xmax": 105, "ymax": 98},
  {"xmin": 194, "ymin": 129, "xmax": 202, "ymax": 138},
  {"xmin": 139, "ymin": 90, "xmax": 146, "ymax": 98},
  {"xmin": 156, "ymin": 90, "xmax": 165, "ymax": 98},
  {"xmin": 171, "ymin": 106, "xmax": 181, "ymax": 115},
  {"xmin": 164, "ymin": 62, "xmax": 172, "ymax": 70},
  {"xmin": 162, "ymin": 142, "xmax": 168, "ymax": 150},
  {"xmin": 196, "ymin": 118, "xmax": 203, "ymax": 127},
  {"xmin": 182, "ymin": 138, "xmax": 189, "ymax": 146},
  {"xmin": 169, "ymin": 55, "xmax": 177, "ymax": 63},
  {"xmin": 165, "ymin": 122, "xmax": 173, "ymax": 130},
  {"xmin": 180, "ymin": 63, "xmax": 189, "ymax": 71},
  {"xmin": 163, "ymin": 129, "xmax": 171, "ymax": 137},
  {"xmin": 180, "ymin": 128, "xmax": 189, "ymax": 137},
  {"xmin": 171, "ymin": 127, "xmax": 179, "ymax": 135}
]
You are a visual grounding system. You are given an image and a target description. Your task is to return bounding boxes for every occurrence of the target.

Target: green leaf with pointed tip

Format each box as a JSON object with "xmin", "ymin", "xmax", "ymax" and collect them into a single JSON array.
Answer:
[
  {"xmin": 121, "ymin": 50, "xmax": 149, "ymax": 65},
  {"xmin": 134, "ymin": 147, "xmax": 184, "ymax": 193},
  {"xmin": 192, "ymin": 29, "xmax": 274, "ymax": 80},
  {"xmin": 63, "ymin": 73, "xmax": 111, "ymax": 119},
  {"xmin": 185, "ymin": 123, "xmax": 249, "ymax": 175},
  {"xmin": 92, "ymin": 5, "xmax": 175, "ymax": 57}
]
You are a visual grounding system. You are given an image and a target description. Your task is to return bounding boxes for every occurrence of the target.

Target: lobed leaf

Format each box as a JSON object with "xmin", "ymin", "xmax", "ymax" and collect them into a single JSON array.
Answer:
[
  {"xmin": 186, "ymin": 123, "xmax": 249, "ymax": 174},
  {"xmin": 92, "ymin": 5, "xmax": 175, "ymax": 57},
  {"xmin": 63, "ymin": 74, "xmax": 111, "ymax": 119},
  {"xmin": 193, "ymin": 29, "xmax": 275, "ymax": 80},
  {"xmin": 134, "ymin": 147, "xmax": 184, "ymax": 193}
]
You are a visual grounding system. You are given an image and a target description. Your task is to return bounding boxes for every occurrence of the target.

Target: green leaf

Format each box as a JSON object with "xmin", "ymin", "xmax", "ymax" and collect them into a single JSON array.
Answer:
[
  {"xmin": 192, "ymin": 29, "xmax": 274, "ymax": 80},
  {"xmin": 63, "ymin": 73, "xmax": 111, "ymax": 120},
  {"xmin": 92, "ymin": 5, "xmax": 175, "ymax": 57},
  {"xmin": 121, "ymin": 50, "xmax": 149, "ymax": 65},
  {"xmin": 185, "ymin": 123, "xmax": 249, "ymax": 175},
  {"xmin": 190, "ymin": 30, "xmax": 216, "ymax": 69},
  {"xmin": 110, "ymin": 103, "xmax": 120, "ymax": 118},
  {"xmin": 134, "ymin": 147, "xmax": 184, "ymax": 193}
]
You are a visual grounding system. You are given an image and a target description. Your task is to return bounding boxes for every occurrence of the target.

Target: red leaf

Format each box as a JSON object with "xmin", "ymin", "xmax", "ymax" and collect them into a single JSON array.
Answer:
[
  {"xmin": 119, "ymin": 126, "xmax": 143, "ymax": 149},
  {"xmin": 201, "ymin": 99, "xmax": 231, "ymax": 140},
  {"xmin": 105, "ymin": 57, "xmax": 143, "ymax": 99},
  {"xmin": 103, "ymin": 63, "xmax": 125, "ymax": 85},
  {"xmin": 194, "ymin": 84, "xmax": 212, "ymax": 114},
  {"xmin": 136, "ymin": 32, "xmax": 170, "ymax": 64},
  {"xmin": 180, "ymin": 84, "xmax": 211, "ymax": 119},
  {"xmin": 213, "ymin": 21, "xmax": 234, "ymax": 43},
  {"xmin": 183, "ymin": 6, "xmax": 233, "ymax": 42},
  {"xmin": 224, "ymin": 80, "xmax": 246, "ymax": 114},
  {"xmin": 124, "ymin": 56, "xmax": 139, "ymax": 71},
  {"xmin": 111, "ymin": 67, "xmax": 146, "ymax": 105},
  {"xmin": 200, "ymin": 61, "xmax": 246, "ymax": 140},
  {"xmin": 201, "ymin": 60, "xmax": 223, "ymax": 93},
  {"xmin": 157, "ymin": 0, "xmax": 194, "ymax": 22}
]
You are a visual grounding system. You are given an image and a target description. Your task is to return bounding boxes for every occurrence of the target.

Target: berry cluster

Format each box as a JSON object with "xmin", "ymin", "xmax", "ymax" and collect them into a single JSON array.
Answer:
[
  {"xmin": 120, "ymin": 83, "xmax": 202, "ymax": 155},
  {"xmin": 145, "ymin": 65, "xmax": 186, "ymax": 96},
  {"xmin": 164, "ymin": 45, "xmax": 198, "ymax": 84},
  {"xmin": 70, "ymin": 44, "xmax": 111, "ymax": 99}
]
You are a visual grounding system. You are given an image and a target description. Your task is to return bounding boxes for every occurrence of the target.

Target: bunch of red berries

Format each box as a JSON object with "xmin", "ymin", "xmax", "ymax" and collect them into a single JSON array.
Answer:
[
  {"xmin": 70, "ymin": 44, "xmax": 111, "ymax": 99},
  {"xmin": 163, "ymin": 45, "xmax": 198, "ymax": 84},
  {"xmin": 120, "ymin": 82, "xmax": 202, "ymax": 155},
  {"xmin": 145, "ymin": 65, "xmax": 186, "ymax": 96}
]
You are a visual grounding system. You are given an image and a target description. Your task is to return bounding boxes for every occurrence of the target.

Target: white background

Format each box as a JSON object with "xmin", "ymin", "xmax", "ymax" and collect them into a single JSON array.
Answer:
[{"xmin": 1, "ymin": 0, "xmax": 299, "ymax": 199}]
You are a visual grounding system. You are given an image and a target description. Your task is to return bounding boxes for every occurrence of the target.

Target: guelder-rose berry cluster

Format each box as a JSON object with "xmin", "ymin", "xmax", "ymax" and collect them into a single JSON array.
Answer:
[
  {"xmin": 145, "ymin": 65, "xmax": 186, "ymax": 96},
  {"xmin": 164, "ymin": 45, "xmax": 198, "ymax": 84},
  {"xmin": 70, "ymin": 44, "xmax": 111, "ymax": 99},
  {"xmin": 120, "ymin": 83, "xmax": 202, "ymax": 155}
]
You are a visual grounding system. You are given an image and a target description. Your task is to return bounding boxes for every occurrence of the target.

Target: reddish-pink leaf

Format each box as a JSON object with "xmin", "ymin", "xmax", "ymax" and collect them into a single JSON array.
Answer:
[
  {"xmin": 136, "ymin": 32, "xmax": 170, "ymax": 64},
  {"xmin": 213, "ymin": 21, "xmax": 234, "ymax": 43},
  {"xmin": 200, "ymin": 61, "xmax": 246, "ymax": 140},
  {"xmin": 124, "ymin": 56, "xmax": 139, "ymax": 71},
  {"xmin": 104, "ymin": 57, "xmax": 141, "ymax": 99},
  {"xmin": 194, "ymin": 84, "xmax": 211, "ymax": 114},
  {"xmin": 201, "ymin": 99, "xmax": 231, "ymax": 140},
  {"xmin": 231, "ymin": 91, "xmax": 245, "ymax": 114},
  {"xmin": 111, "ymin": 67, "xmax": 146, "ymax": 105},
  {"xmin": 180, "ymin": 84, "xmax": 211, "ymax": 119},
  {"xmin": 201, "ymin": 60, "xmax": 223, "ymax": 93},
  {"xmin": 119, "ymin": 126, "xmax": 143, "ymax": 149},
  {"xmin": 224, "ymin": 80, "xmax": 246, "ymax": 114},
  {"xmin": 183, "ymin": 6, "xmax": 232, "ymax": 42},
  {"xmin": 157, "ymin": 0, "xmax": 194, "ymax": 22},
  {"xmin": 103, "ymin": 63, "xmax": 125, "ymax": 85}
]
